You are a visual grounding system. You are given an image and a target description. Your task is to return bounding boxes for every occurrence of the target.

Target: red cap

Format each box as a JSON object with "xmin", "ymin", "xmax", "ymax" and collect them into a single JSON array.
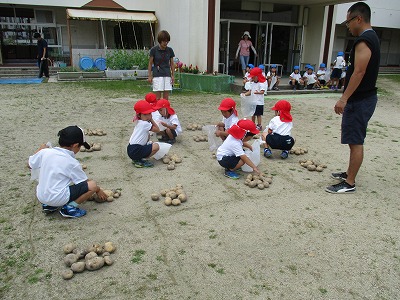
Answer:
[
  {"xmin": 227, "ymin": 119, "xmax": 259, "ymax": 139},
  {"xmin": 134, "ymin": 100, "xmax": 155, "ymax": 114},
  {"xmin": 154, "ymin": 99, "xmax": 175, "ymax": 115},
  {"xmin": 248, "ymin": 67, "xmax": 266, "ymax": 83},
  {"xmin": 271, "ymin": 100, "xmax": 292, "ymax": 122},
  {"xmin": 218, "ymin": 98, "xmax": 238, "ymax": 116},
  {"xmin": 145, "ymin": 93, "xmax": 157, "ymax": 105}
]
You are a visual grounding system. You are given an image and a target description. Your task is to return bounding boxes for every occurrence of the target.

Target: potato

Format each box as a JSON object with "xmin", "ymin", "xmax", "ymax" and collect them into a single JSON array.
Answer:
[
  {"xmin": 104, "ymin": 242, "xmax": 116, "ymax": 253},
  {"xmin": 81, "ymin": 164, "xmax": 87, "ymax": 169},
  {"xmin": 160, "ymin": 189, "xmax": 169, "ymax": 197},
  {"xmin": 303, "ymin": 148, "xmax": 308, "ymax": 153},
  {"xmin": 164, "ymin": 197, "xmax": 172, "ymax": 206},
  {"xmin": 71, "ymin": 261, "xmax": 85, "ymax": 273},
  {"xmin": 263, "ymin": 182, "xmax": 270, "ymax": 188},
  {"xmin": 167, "ymin": 164, "xmax": 175, "ymax": 170},
  {"xmin": 257, "ymin": 184, "xmax": 265, "ymax": 190},
  {"xmin": 72, "ymin": 248, "xmax": 87, "ymax": 259},
  {"xmin": 63, "ymin": 243, "xmax": 77, "ymax": 254},
  {"xmin": 294, "ymin": 149, "xmax": 301, "ymax": 155},
  {"xmin": 92, "ymin": 143, "xmax": 101, "ymax": 151},
  {"xmin": 174, "ymin": 157, "xmax": 182, "ymax": 163},
  {"xmin": 162, "ymin": 157, "xmax": 170, "ymax": 164},
  {"xmin": 244, "ymin": 179, "xmax": 251, "ymax": 186},
  {"xmin": 61, "ymin": 269, "xmax": 74, "ymax": 280},
  {"xmin": 151, "ymin": 193, "xmax": 160, "ymax": 201},
  {"xmin": 85, "ymin": 251, "xmax": 98, "ymax": 261},
  {"xmin": 246, "ymin": 174, "xmax": 253, "ymax": 181},
  {"xmin": 316, "ymin": 166, "xmax": 324, "ymax": 172},
  {"xmin": 106, "ymin": 196, "xmax": 114, "ymax": 202},
  {"xmin": 166, "ymin": 191, "xmax": 177, "ymax": 199},
  {"xmin": 64, "ymin": 253, "xmax": 78, "ymax": 267},
  {"xmin": 102, "ymin": 252, "xmax": 110, "ymax": 257},
  {"xmin": 175, "ymin": 189, "xmax": 184, "ymax": 195},
  {"xmin": 86, "ymin": 147, "xmax": 94, "ymax": 152},
  {"xmin": 248, "ymin": 181, "xmax": 257, "ymax": 188},
  {"xmin": 178, "ymin": 193, "xmax": 187, "ymax": 202},
  {"xmin": 80, "ymin": 146, "xmax": 86, "ymax": 152},
  {"xmin": 266, "ymin": 178, "xmax": 273, "ymax": 184},
  {"xmin": 104, "ymin": 255, "xmax": 114, "ymax": 266},
  {"xmin": 103, "ymin": 190, "xmax": 114, "ymax": 197},
  {"xmin": 307, "ymin": 164, "xmax": 317, "ymax": 171},
  {"xmin": 172, "ymin": 199, "xmax": 181, "ymax": 206},
  {"xmin": 85, "ymin": 256, "xmax": 105, "ymax": 271}
]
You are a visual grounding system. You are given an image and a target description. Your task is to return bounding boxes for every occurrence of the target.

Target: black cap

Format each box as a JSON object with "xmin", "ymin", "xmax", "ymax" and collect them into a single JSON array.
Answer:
[{"xmin": 58, "ymin": 126, "xmax": 90, "ymax": 149}]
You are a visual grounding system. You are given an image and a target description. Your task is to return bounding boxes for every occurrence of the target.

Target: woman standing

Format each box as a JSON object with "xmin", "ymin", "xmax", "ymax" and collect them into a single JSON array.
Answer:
[{"xmin": 235, "ymin": 31, "xmax": 257, "ymax": 77}]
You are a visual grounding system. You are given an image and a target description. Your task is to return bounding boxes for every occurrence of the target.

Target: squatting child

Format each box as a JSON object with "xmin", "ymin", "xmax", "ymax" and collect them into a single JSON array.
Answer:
[
  {"xmin": 303, "ymin": 66, "xmax": 320, "ymax": 89},
  {"xmin": 289, "ymin": 66, "xmax": 304, "ymax": 91},
  {"xmin": 28, "ymin": 125, "xmax": 107, "ymax": 218},
  {"xmin": 244, "ymin": 67, "xmax": 266, "ymax": 130},
  {"xmin": 216, "ymin": 119, "xmax": 262, "ymax": 179},
  {"xmin": 262, "ymin": 100, "xmax": 295, "ymax": 159},
  {"xmin": 154, "ymin": 99, "xmax": 182, "ymax": 144},
  {"xmin": 127, "ymin": 100, "xmax": 160, "ymax": 168},
  {"xmin": 266, "ymin": 64, "xmax": 280, "ymax": 91},
  {"xmin": 215, "ymin": 97, "xmax": 239, "ymax": 141}
]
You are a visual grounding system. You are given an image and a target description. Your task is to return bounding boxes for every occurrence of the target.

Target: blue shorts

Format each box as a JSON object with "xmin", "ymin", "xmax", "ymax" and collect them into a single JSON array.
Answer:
[
  {"xmin": 266, "ymin": 133, "xmax": 295, "ymax": 150},
  {"xmin": 253, "ymin": 105, "xmax": 264, "ymax": 116},
  {"xmin": 218, "ymin": 155, "xmax": 241, "ymax": 170},
  {"xmin": 127, "ymin": 144, "xmax": 152, "ymax": 160},
  {"xmin": 331, "ymin": 68, "xmax": 342, "ymax": 79},
  {"xmin": 69, "ymin": 181, "xmax": 89, "ymax": 202},
  {"xmin": 341, "ymin": 94, "xmax": 377, "ymax": 145}
]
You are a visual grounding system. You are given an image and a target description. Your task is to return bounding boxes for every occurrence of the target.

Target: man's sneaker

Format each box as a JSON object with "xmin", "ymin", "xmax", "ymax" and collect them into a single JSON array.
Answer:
[
  {"xmin": 264, "ymin": 148, "xmax": 272, "ymax": 158},
  {"xmin": 42, "ymin": 204, "xmax": 58, "ymax": 213},
  {"xmin": 280, "ymin": 150, "xmax": 289, "ymax": 159},
  {"xmin": 331, "ymin": 171, "xmax": 347, "ymax": 181},
  {"xmin": 325, "ymin": 181, "xmax": 355, "ymax": 194},
  {"xmin": 224, "ymin": 169, "xmax": 240, "ymax": 179},
  {"xmin": 60, "ymin": 205, "xmax": 87, "ymax": 218}
]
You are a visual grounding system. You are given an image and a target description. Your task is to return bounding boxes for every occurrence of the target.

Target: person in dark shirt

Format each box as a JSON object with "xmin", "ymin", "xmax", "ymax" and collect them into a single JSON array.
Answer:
[
  {"xmin": 33, "ymin": 32, "xmax": 49, "ymax": 78},
  {"xmin": 326, "ymin": 2, "xmax": 380, "ymax": 194}
]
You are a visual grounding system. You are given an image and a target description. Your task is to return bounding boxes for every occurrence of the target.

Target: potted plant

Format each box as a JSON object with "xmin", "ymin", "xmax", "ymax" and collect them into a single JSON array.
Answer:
[{"xmin": 105, "ymin": 49, "xmax": 149, "ymax": 79}]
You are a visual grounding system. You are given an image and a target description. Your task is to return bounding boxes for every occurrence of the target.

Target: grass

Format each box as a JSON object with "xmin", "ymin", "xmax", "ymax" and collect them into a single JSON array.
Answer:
[
  {"xmin": 131, "ymin": 250, "xmax": 146, "ymax": 263},
  {"xmin": 379, "ymin": 74, "xmax": 400, "ymax": 83}
]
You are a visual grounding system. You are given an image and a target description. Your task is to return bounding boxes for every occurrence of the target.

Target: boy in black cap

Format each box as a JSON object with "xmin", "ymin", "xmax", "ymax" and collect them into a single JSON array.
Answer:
[{"xmin": 29, "ymin": 126, "xmax": 107, "ymax": 218}]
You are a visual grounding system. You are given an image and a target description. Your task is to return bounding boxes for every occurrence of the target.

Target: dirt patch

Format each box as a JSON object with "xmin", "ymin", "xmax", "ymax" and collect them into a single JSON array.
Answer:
[{"xmin": 0, "ymin": 77, "xmax": 399, "ymax": 299}]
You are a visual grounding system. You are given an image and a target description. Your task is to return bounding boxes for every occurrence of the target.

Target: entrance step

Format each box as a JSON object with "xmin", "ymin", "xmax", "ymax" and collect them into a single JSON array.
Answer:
[{"xmin": 0, "ymin": 66, "xmax": 59, "ymax": 78}]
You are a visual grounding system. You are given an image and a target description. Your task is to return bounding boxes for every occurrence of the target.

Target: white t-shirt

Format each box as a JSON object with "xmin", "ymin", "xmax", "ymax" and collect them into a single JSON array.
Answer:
[
  {"xmin": 266, "ymin": 116, "xmax": 293, "ymax": 136},
  {"xmin": 289, "ymin": 72, "xmax": 302, "ymax": 82},
  {"xmin": 159, "ymin": 114, "xmax": 182, "ymax": 135},
  {"xmin": 334, "ymin": 56, "xmax": 345, "ymax": 69},
  {"xmin": 303, "ymin": 72, "xmax": 317, "ymax": 84},
  {"xmin": 317, "ymin": 69, "xmax": 326, "ymax": 81},
  {"xmin": 129, "ymin": 120, "xmax": 152, "ymax": 145},
  {"xmin": 244, "ymin": 72, "xmax": 251, "ymax": 81},
  {"xmin": 152, "ymin": 110, "xmax": 161, "ymax": 122},
  {"xmin": 28, "ymin": 147, "xmax": 88, "ymax": 206},
  {"xmin": 266, "ymin": 71, "xmax": 278, "ymax": 78},
  {"xmin": 216, "ymin": 134, "xmax": 245, "ymax": 161},
  {"xmin": 223, "ymin": 114, "xmax": 239, "ymax": 130},
  {"xmin": 249, "ymin": 81, "xmax": 266, "ymax": 105}
]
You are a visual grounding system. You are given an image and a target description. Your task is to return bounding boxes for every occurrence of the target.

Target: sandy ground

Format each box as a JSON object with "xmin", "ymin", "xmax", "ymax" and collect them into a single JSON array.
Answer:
[{"xmin": 0, "ymin": 77, "xmax": 399, "ymax": 300}]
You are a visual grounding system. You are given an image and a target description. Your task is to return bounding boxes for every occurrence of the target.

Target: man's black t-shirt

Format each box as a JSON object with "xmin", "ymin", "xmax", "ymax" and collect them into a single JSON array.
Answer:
[
  {"xmin": 37, "ymin": 39, "xmax": 49, "ymax": 59},
  {"xmin": 344, "ymin": 29, "xmax": 380, "ymax": 101}
]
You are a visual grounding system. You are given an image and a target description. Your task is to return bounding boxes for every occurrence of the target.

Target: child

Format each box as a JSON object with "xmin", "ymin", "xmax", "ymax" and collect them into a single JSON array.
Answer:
[
  {"xmin": 148, "ymin": 30, "xmax": 175, "ymax": 100},
  {"xmin": 289, "ymin": 66, "xmax": 304, "ymax": 91},
  {"xmin": 154, "ymin": 99, "xmax": 182, "ymax": 144},
  {"xmin": 258, "ymin": 64, "xmax": 266, "ymax": 78},
  {"xmin": 28, "ymin": 126, "xmax": 107, "ymax": 218},
  {"xmin": 244, "ymin": 67, "xmax": 266, "ymax": 130},
  {"xmin": 330, "ymin": 51, "xmax": 346, "ymax": 90},
  {"xmin": 145, "ymin": 92, "xmax": 161, "ymax": 122},
  {"xmin": 303, "ymin": 66, "xmax": 320, "ymax": 89},
  {"xmin": 262, "ymin": 100, "xmax": 295, "ymax": 159},
  {"xmin": 216, "ymin": 119, "xmax": 262, "ymax": 179},
  {"xmin": 215, "ymin": 98, "xmax": 239, "ymax": 141},
  {"xmin": 127, "ymin": 100, "xmax": 161, "ymax": 168},
  {"xmin": 242, "ymin": 64, "xmax": 254, "ymax": 89},
  {"xmin": 339, "ymin": 66, "xmax": 347, "ymax": 89},
  {"xmin": 316, "ymin": 63, "xmax": 328, "ymax": 88},
  {"xmin": 266, "ymin": 64, "xmax": 280, "ymax": 91}
]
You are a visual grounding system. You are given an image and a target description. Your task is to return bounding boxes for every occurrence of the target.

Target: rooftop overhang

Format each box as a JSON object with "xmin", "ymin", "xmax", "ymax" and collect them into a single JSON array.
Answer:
[{"xmin": 66, "ymin": 8, "xmax": 157, "ymax": 23}]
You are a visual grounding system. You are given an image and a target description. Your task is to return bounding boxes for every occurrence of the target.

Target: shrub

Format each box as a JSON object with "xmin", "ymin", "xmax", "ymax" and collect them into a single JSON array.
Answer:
[{"xmin": 106, "ymin": 49, "xmax": 149, "ymax": 70}]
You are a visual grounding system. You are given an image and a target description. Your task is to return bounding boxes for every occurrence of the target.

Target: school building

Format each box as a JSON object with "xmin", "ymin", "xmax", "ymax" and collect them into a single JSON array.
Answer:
[{"xmin": 0, "ymin": 0, "xmax": 399, "ymax": 74}]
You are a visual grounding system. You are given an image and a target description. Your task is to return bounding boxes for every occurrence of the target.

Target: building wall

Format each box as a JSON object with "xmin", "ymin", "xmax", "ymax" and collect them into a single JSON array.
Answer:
[{"xmin": 302, "ymin": 5, "xmax": 326, "ymax": 69}]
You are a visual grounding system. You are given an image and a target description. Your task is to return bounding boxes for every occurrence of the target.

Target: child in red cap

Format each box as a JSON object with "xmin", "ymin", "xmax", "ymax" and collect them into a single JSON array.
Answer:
[
  {"xmin": 243, "ymin": 67, "xmax": 266, "ymax": 131},
  {"xmin": 216, "ymin": 119, "xmax": 262, "ymax": 179},
  {"xmin": 127, "ymin": 100, "xmax": 161, "ymax": 168},
  {"xmin": 145, "ymin": 92, "xmax": 161, "ymax": 128},
  {"xmin": 215, "ymin": 98, "xmax": 239, "ymax": 141},
  {"xmin": 262, "ymin": 100, "xmax": 295, "ymax": 159},
  {"xmin": 154, "ymin": 99, "xmax": 182, "ymax": 144}
]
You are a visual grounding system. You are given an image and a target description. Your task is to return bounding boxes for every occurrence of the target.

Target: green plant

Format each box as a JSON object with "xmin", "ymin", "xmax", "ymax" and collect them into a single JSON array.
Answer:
[
  {"xmin": 83, "ymin": 67, "xmax": 100, "ymax": 72},
  {"xmin": 59, "ymin": 66, "xmax": 79, "ymax": 72},
  {"xmin": 106, "ymin": 49, "xmax": 149, "ymax": 70}
]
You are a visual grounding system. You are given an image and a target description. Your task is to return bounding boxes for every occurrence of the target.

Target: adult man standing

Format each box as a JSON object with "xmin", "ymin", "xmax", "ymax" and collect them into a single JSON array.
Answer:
[
  {"xmin": 33, "ymin": 32, "xmax": 49, "ymax": 78},
  {"xmin": 326, "ymin": 2, "xmax": 380, "ymax": 194}
]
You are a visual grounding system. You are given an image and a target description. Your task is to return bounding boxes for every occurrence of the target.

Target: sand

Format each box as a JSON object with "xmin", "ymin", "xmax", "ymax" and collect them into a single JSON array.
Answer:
[{"xmin": 0, "ymin": 77, "xmax": 399, "ymax": 299}]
